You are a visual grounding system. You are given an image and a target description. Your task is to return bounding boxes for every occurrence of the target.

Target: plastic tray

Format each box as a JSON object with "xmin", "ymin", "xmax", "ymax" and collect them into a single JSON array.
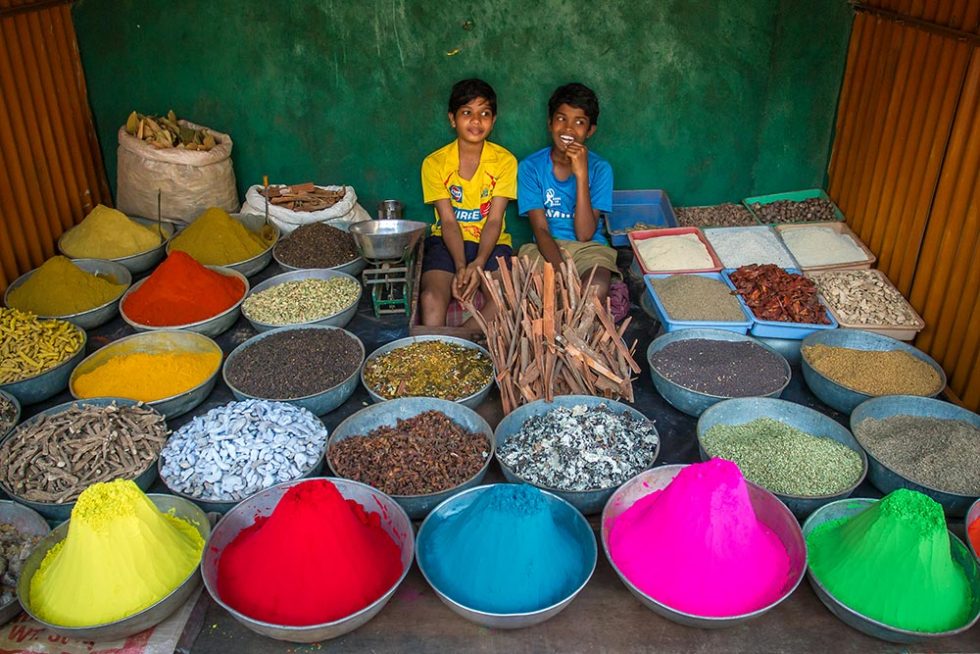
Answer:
[
  {"xmin": 702, "ymin": 225, "xmax": 799, "ymax": 269},
  {"xmin": 606, "ymin": 190, "xmax": 677, "ymax": 247},
  {"xmin": 722, "ymin": 267, "xmax": 839, "ymax": 340},
  {"xmin": 775, "ymin": 222, "xmax": 875, "ymax": 272},
  {"xmin": 643, "ymin": 273, "xmax": 752, "ymax": 334},
  {"xmin": 742, "ymin": 189, "xmax": 846, "ymax": 225},
  {"xmin": 628, "ymin": 227, "xmax": 722, "ymax": 275},
  {"xmin": 805, "ymin": 269, "xmax": 924, "ymax": 341}
]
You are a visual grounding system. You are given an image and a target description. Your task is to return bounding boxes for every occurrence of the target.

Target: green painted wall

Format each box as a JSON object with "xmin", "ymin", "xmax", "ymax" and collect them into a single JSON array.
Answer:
[{"xmin": 72, "ymin": 0, "xmax": 852, "ymax": 247}]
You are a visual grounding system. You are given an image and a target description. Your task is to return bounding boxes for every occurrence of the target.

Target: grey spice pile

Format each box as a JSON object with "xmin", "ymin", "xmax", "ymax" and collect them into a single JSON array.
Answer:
[
  {"xmin": 649, "ymin": 275, "xmax": 745, "ymax": 323},
  {"xmin": 498, "ymin": 404, "xmax": 659, "ymax": 491},
  {"xmin": 810, "ymin": 270, "xmax": 921, "ymax": 327},
  {"xmin": 649, "ymin": 339, "xmax": 788, "ymax": 397},
  {"xmin": 160, "ymin": 400, "xmax": 328, "ymax": 501},
  {"xmin": 0, "ymin": 524, "xmax": 42, "ymax": 606},
  {"xmin": 242, "ymin": 276, "xmax": 360, "ymax": 326},
  {"xmin": 274, "ymin": 222, "xmax": 359, "ymax": 269}
]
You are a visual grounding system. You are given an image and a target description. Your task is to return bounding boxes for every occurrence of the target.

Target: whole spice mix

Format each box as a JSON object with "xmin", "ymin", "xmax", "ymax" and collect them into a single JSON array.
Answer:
[
  {"xmin": 803, "ymin": 344, "xmax": 942, "ymax": 396},
  {"xmin": 702, "ymin": 418, "xmax": 863, "ymax": 496},
  {"xmin": 498, "ymin": 404, "xmax": 659, "ymax": 491},
  {"xmin": 649, "ymin": 275, "xmax": 746, "ymax": 322},
  {"xmin": 649, "ymin": 339, "xmax": 788, "ymax": 397},
  {"xmin": 750, "ymin": 197, "xmax": 838, "ymax": 224},
  {"xmin": 854, "ymin": 416, "xmax": 980, "ymax": 496},
  {"xmin": 728, "ymin": 264, "xmax": 830, "ymax": 324},
  {"xmin": 275, "ymin": 222, "xmax": 359, "ymax": 269},
  {"xmin": 243, "ymin": 277, "xmax": 360, "ymax": 325},
  {"xmin": 0, "ymin": 394, "xmax": 17, "ymax": 435},
  {"xmin": 676, "ymin": 204, "xmax": 756, "ymax": 227},
  {"xmin": 809, "ymin": 270, "xmax": 921, "ymax": 327},
  {"xmin": 363, "ymin": 341, "xmax": 493, "ymax": 401},
  {"xmin": 703, "ymin": 227, "xmax": 796, "ymax": 269},
  {"xmin": 0, "ymin": 524, "xmax": 43, "ymax": 606},
  {"xmin": 0, "ymin": 402, "xmax": 168, "ymax": 503},
  {"xmin": 330, "ymin": 411, "xmax": 490, "ymax": 495},
  {"xmin": 0, "ymin": 308, "xmax": 84, "ymax": 384},
  {"xmin": 7, "ymin": 256, "xmax": 126, "ymax": 317}
]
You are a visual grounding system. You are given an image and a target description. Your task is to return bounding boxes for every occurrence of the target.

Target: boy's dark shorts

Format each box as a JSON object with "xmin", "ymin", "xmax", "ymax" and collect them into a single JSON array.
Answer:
[{"xmin": 422, "ymin": 236, "xmax": 512, "ymax": 273}]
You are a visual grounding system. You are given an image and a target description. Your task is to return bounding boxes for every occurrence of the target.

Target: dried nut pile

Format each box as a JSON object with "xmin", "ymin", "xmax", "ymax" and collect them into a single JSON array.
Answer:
[
  {"xmin": 274, "ymin": 223, "xmax": 359, "ymax": 269},
  {"xmin": 242, "ymin": 277, "xmax": 360, "ymax": 325},
  {"xmin": 498, "ymin": 404, "xmax": 659, "ymax": 491},
  {"xmin": 0, "ymin": 524, "xmax": 43, "ymax": 606},
  {"xmin": 124, "ymin": 109, "xmax": 216, "ymax": 150},
  {"xmin": 750, "ymin": 198, "xmax": 838, "ymax": 223},
  {"xmin": 0, "ymin": 394, "xmax": 16, "ymax": 435},
  {"xmin": 802, "ymin": 344, "xmax": 943, "ymax": 396},
  {"xmin": 729, "ymin": 264, "xmax": 830, "ymax": 324},
  {"xmin": 0, "ymin": 402, "xmax": 167, "ymax": 503},
  {"xmin": 329, "ymin": 411, "xmax": 490, "ymax": 495},
  {"xmin": 809, "ymin": 270, "xmax": 920, "ymax": 326},
  {"xmin": 363, "ymin": 341, "xmax": 493, "ymax": 401},
  {"xmin": 0, "ymin": 308, "xmax": 84, "ymax": 384},
  {"xmin": 676, "ymin": 203, "xmax": 756, "ymax": 227},
  {"xmin": 160, "ymin": 400, "xmax": 327, "ymax": 501}
]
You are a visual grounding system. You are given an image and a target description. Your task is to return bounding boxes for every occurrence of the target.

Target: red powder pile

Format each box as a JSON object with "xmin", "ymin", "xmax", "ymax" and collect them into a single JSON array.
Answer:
[
  {"xmin": 123, "ymin": 251, "xmax": 245, "ymax": 326},
  {"xmin": 969, "ymin": 515, "xmax": 980, "ymax": 557},
  {"xmin": 217, "ymin": 479, "xmax": 403, "ymax": 625}
]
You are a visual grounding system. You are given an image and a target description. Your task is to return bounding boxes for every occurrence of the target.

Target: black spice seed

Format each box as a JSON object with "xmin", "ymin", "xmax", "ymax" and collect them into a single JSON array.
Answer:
[
  {"xmin": 274, "ymin": 223, "xmax": 359, "ymax": 269},
  {"xmin": 649, "ymin": 339, "xmax": 788, "ymax": 397}
]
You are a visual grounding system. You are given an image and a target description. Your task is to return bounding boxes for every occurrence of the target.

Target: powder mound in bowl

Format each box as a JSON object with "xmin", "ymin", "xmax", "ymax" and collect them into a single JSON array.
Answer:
[{"xmin": 649, "ymin": 339, "xmax": 788, "ymax": 397}]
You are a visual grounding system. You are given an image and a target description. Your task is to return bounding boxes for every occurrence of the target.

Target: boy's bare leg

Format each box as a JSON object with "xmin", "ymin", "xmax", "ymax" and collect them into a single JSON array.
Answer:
[
  {"xmin": 583, "ymin": 268, "xmax": 611, "ymax": 303},
  {"xmin": 420, "ymin": 270, "xmax": 454, "ymax": 326}
]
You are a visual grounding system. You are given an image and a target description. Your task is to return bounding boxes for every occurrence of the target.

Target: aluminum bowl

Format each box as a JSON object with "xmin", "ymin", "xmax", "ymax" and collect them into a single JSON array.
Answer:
[
  {"xmin": 601, "ymin": 464, "xmax": 807, "ymax": 628},
  {"xmin": 58, "ymin": 215, "xmax": 176, "ymax": 275},
  {"xmin": 0, "ymin": 501, "xmax": 50, "ymax": 627},
  {"xmin": 327, "ymin": 397, "xmax": 494, "ymax": 519},
  {"xmin": 646, "ymin": 328, "xmax": 792, "ymax": 417},
  {"xmin": 415, "ymin": 484, "xmax": 597, "ymax": 629},
  {"xmin": 850, "ymin": 395, "xmax": 979, "ymax": 516},
  {"xmin": 696, "ymin": 397, "xmax": 868, "ymax": 518},
  {"xmin": 803, "ymin": 498, "xmax": 980, "ymax": 643},
  {"xmin": 69, "ymin": 330, "xmax": 222, "ymax": 419},
  {"xmin": 223, "ymin": 325, "xmax": 364, "ymax": 416},
  {"xmin": 241, "ymin": 268, "xmax": 361, "ymax": 333},
  {"xmin": 801, "ymin": 329, "xmax": 946, "ymax": 414},
  {"xmin": 167, "ymin": 213, "xmax": 279, "ymax": 278},
  {"xmin": 494, "ymin": 395, "xmax": 659, "ymax": 515},
  {"xmin": 968, "ymin": 498, "xmax": 980, "ymax": 564},
  {"xmin": 361, "ymin": 335, "xmax": 495, "ymax": 409},
  {"xmin": 0, "ymin": 389, "xmax": 21, "ymax": 441},
  {"xmin": 119, "ymin": 265, "xmax": 249, "ymax": 338},
  {"xmin": 17, "ymin": 494, "xmax": 209, "ymax": 641},
  {"xmin": 4, "ymin": 258, "xmax": 132, "ymax": 330},
  {"xmin": 201, "ymin": 477, "xmax": 413, "ymax": 643},
  {"xmin": 349, "ymin": 219, "xmax": 427, "ymax": 261},
  {"xmin": 0, "ymin": 324, "xmax": 86, "ymax": 406},
  {"xmin": 0, "ymin": 398, "xmax": 166, "ymax": 521}
]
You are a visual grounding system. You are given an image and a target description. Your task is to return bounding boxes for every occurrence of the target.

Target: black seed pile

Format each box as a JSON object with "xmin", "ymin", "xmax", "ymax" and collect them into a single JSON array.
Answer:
[
  {"xmin": 274, "ymin": 223, "xmax": 359, "ymax": 269},
  {"xmin": 649, "ymin": 339, "xmax": 788, "ymax": 397}
]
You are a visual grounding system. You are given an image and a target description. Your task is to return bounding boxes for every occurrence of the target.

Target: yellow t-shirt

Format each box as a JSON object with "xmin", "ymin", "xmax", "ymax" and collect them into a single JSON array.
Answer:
[{"xmin": 421, "ymin": 140, "xmax": 517, "ymax": 247}]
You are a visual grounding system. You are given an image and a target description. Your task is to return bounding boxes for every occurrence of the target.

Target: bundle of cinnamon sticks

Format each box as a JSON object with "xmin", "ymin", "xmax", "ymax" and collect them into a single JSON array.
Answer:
[{"xmin": 261, "ymin": 183, "xmax": 346, "ymax": 212}]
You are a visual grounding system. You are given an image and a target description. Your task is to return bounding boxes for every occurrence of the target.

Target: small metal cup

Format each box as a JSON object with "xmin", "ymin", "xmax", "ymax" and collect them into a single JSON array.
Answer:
[{"xmin": 377, "ymin": 199, "xmax": 404, "ymax": 220}]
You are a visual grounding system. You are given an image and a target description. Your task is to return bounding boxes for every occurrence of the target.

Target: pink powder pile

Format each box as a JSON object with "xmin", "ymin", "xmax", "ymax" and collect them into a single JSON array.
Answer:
[{"xmin": 607, "ymin": 459, "xmax": 791, "ymax": 616}]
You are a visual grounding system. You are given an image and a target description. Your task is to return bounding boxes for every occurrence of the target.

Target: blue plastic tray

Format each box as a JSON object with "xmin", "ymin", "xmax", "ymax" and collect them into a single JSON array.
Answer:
[
  {"xmin": 722, "ymin": 267, "xmax": 839, "ymax": 339},
  {"xmin": 606, "ymin": 189, "xmax": 677, "ymax": 247},
  {"xmin": 643, "ymin": 273, "xmax": 752, "ymax": 334}
]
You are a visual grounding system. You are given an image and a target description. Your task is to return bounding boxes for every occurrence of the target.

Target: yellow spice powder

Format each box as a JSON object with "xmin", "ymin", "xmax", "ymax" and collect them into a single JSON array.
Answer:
[
  {"xmin": 169, "ymin": 207, "xmax": 273, "ymax": 266},
  {"xmin": 60, "ymin": 205, "xmax": 162, "ymax": 259},
  {"xmin": 7, "ymin": 256, "xmax": 126, "ymax": 316},
  {"xmin": 72, "ymin": 351, "xmax": 221, "ymax": 402}
]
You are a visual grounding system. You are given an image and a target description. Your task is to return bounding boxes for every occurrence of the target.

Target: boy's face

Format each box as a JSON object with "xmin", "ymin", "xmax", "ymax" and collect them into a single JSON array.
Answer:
[
  {"xmin": 449, "ymin": 97, "xmax": 496, "ymax": 145},
  {"xmin": 548, "ymin": 103, "xmax": 595, "ymax": 152}
]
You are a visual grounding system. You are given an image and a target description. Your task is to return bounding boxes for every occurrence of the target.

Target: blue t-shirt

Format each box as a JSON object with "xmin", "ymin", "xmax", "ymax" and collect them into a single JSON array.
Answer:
[{"xmin": 517, "ymin": 147, "xmax": 613, "ymax": 245}]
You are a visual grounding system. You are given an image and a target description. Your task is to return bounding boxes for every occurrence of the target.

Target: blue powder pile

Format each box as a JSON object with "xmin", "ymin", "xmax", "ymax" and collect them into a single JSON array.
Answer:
[{"xmin": 425, "ymin": 484, "xmax": 584, "ymax": 613}]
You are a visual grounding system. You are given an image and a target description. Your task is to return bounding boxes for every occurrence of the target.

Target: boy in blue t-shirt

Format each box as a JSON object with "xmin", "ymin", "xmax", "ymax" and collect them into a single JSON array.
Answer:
[{"xmin": 517, "ymin": 82, "xmax": 616, "ymax": 301}]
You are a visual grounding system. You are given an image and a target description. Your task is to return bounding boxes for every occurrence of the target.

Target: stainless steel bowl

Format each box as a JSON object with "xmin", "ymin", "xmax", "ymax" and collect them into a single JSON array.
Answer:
[
  {"xmin": 17, "ymin": 494, "xmax": 209, "ymax": 641},
  {"xmin": 4, "ymin": 258, "xmax": 132, "ymax": 330},
  {"xmin": 696, "ymin": 397, "xmax": 867, "ymax": 518},
  {"xmin": 241, "ymin": 268, "xmax": 361, "ymax": 333},
  {"xmin": 327, "ymin": 397, "xmax": 495, "ymax": 519},
  {"xmin": 361, "ymin": 335, "xmax": 494, "ymax": 409},
  {"xmin": 0, "ymin": 501, "xmax": 50, "ymax": 626},
  {"xmin": 850, "ymin": 395, "xmax": 979, "ymax": 516},
  {"xmin": 167, "ymin": 213, "xmax": 279, "ymax": 278},
  {"xmin": 119, "ymin": 265, "xmax": 249, "ymax": 338},
  {"xmin": 494, "ymin": 395, "xmax": 660, "ymax": 515},
  {"xmin": 223, "ymin": 325, "xmax": 364, "ymax": 416},
  {"xmin": 802, "ymin": 498, "xmax": 980, "ymax": 643},
  {"xmin": 69, "ymin": 330, "xmax": 222, "ymax": 419},
  {"xmin": 601, "ymin": 464, "xmax": 807, "ymax": 628},
  {"xmin": 201, "ymin": 477, "xmax": 414, "ymax": 643},
  {"xmin": 58, "ymin": 215, "xmax": 176, "ymax": 275},
  {"xmin": 349, "ymin": 220, "xmax": 427, "ymax": 261},
  {"xmin": 968, "ymin": 498, "xmax": 980, "ymax": 564},
  {"xmin": 0, "ymin": 324, "xmax": 86, "ymax": 406},
  {"xmin": 646, "ymin": 328, "xmax": 792, "ymax": 417},
  {"xmin": 415, "ymin": 484, "xmax": 597, "ymax": 629},
  {"xmin": 0, "ymin": 389, "xmax": 21, "ymax": 441},
  {"xmin": 801, "ymin": 329, "xmax": 946, "ymax": 414}
]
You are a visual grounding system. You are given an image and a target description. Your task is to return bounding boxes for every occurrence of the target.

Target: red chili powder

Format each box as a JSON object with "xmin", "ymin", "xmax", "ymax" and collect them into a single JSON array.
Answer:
[
  {"xmin": 217, "ymin": 479, "xmax": 403, "ymax": 626},
  {"xmin": 969, "ymin": 515, "xmax": 980, "ymax": 557},
  {"xmin": 122, "ymin": 251, "xmax": 245, "ymax": 326}
]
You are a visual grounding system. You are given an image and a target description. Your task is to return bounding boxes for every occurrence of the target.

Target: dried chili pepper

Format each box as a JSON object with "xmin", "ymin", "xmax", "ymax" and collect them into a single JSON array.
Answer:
[{"xmin": 729, "ymin": 264, "xmax": 830, "ymax": 324}]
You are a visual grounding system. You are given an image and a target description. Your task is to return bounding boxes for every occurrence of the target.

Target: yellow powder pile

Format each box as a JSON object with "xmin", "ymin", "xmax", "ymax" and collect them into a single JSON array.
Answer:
[
  {"xmin": 29, "ymin": 479, "xmax": 204, "ymax": 627},
  {"xmin": 72, "ymin": 351, "xmax": 221, "ymax": 402},
  {"xmin": 7, "ymin": 256, "xmax": 126, "ymax": 316},
  {"xmin": 60, "ymin": 205, "xmax": 162, "ymax": 259},
  {"xmin": 169, "ymin": 207, "xmax": 274, "ymax": 265}
]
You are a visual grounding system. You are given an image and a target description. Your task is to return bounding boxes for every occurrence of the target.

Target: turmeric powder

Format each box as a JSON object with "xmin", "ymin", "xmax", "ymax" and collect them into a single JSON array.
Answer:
[
  {"xmin": 72, "ymin": 351, "xmax": 221, "ymax": 402},
  {"xmin": 169, "ymin": 207, "xmax": 275, "ymax": 266},
  {"xmin": 7, "ymin": 256, "xmax": 126, "ymax": 316},
  {"xmin": 60, "ymin": 205, "xmax": 162, "ymax": 259}
]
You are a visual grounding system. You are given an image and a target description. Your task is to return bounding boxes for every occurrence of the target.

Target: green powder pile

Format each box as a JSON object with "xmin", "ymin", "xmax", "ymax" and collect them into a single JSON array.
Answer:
[{"xmin": 807, "ymin": 489, "xmax": 974, "ymax": 633}]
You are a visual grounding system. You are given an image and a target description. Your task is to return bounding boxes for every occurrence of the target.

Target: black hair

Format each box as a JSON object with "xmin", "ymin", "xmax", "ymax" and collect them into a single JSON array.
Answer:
[
  {"xmin": 548, "ymin": 83, "xmax": 599, "ymax": 126},
  {"xmin": 448, "ymin": 79, "xmax": 497, "ymax": 115}
]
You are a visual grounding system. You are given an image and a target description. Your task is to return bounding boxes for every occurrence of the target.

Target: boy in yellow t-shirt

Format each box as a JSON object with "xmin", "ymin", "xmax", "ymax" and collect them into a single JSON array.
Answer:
[{"xmin": 420, "ymin": 79, "xmax": 517, "ymax": 326}]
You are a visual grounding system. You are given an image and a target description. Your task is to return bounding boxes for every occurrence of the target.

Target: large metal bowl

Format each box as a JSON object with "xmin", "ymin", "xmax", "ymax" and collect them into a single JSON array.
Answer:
[
  {"xmin": 349, "ymin": 219, "xmax": 427, "ymax": 261},
  {"xmin": 201, "ymin": 477, "xmax": 413, "ymax": 643},
  {"xmin": 0, "ymin": 389, "xmax": 21, "ymax": 441},
  {"xmin": 69, "ymin": 330, "xmax": 222, "ymax": 419},
  {"xmin": 17, "ymin": 494, "xmax": 208, "ymax": 640},
  {"xmin": 4, "ymin": 258, "xmax": 132, "ymax": 330},
  {"xmin": 223, "ymin": 325, "xmax": 364, "ymax": 416},
  {"xmin": 361, "ymin": 335, "xmax": 495, "ymax": 409},
  {"xmin": 0, "ymin": 324, "xmax": 87, "ymax": 406},
  {"xmin": 850, "ymin": 395, "xmax": 979, "ymax": 516},
  {"xmin": 327, "ymin": 397, "xmax": 494, "ymax": 519},
  {"xmin": 646, "ymin": 328, "xmax": 791, "ymax": 417},
  {"xmin": 696, "ymin": 397, "xmax": 867, "ymax": 518},
  {"xmin": 119, "ymin": 265, "xmax": 249, "ymax": 338},
  {"xmin": 167, "ymin": 213, "xmax": 279, "ymax": 278},
  {"xmin": 968, "ymin": 498, "xmax": 980, "ymax": 564},
  {"xmin": 801, "ymin": 329, "xmax": 946, "ymax": 414},
  {"xmin": 0, "ymin": 501, "xmax": 50, "ymax": 627},
  {"xmin": 242, "ymin": 268, "xmax": 361, "ymax": 333},
  {"xmin": 494, "ymin": 395, "xmax": 659, "ymax": 515},
  {"xmin": 601, "ymin": 464, "xmax": 807, "ymax": 628},
  {"xmin": 58, "ymin": 215, "xmax": 176, "ymax": 275},
  {"xmin": 415, "ymin": 484, "xmax": 597, "ymax": 629},
  {"xmin": 803, "ymin": 498, "xmax": 980, "ymax": 643}
]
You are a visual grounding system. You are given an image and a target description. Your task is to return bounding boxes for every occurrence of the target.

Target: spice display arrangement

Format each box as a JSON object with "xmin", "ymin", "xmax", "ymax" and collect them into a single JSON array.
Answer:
[
  {"xmin": 646, "ymin": 274, "xmax": 747, "ymax": 324},
  {"xmin": 749, "ymin": 197, "xmax": 838, "ymax": 224},
  {"xmin": 676, "ymin": 203, "xmax": 756, "ymax": 227},
  {"xmin": 274, "ymin": 222, "xmax": 359, "ymax": 269},
  {"xmin": 649, "ymin": 339, "xmax": 789, "ymax": 397},
  {"xmin": 727, "ymin": 264, "xmax": 832, "ymax": 326},
  {"xmin": 704, "ymin": 226, "xmax": 796, "ymax": 269},
  {"xmin": 0, "ymin": 309, "xmax": 84, "ymax": 384},
  {"xmin": 260, "ymin": 183, "xmax": 347, "ymax": 212},
  {"xmin": 59, "ymin": 205, "xmax": 164, "ymax": 259},
  {"xmin": 242, "ymin": 276, "xmax": 360, "ymax": 326},
  {"xmin": 362, "ymin": 340, "xmax": 494, "ymax": 402},
  {"xmin": 6, "ymin": 256, "xmax": 127, "ymax": 317},
  {"xmin": 802, "ymin": 344, "xmax": 943, "ymax": 397},
  {"xmin": 168, "ymin": 207, "xmax": 276, "ymax": 266}
]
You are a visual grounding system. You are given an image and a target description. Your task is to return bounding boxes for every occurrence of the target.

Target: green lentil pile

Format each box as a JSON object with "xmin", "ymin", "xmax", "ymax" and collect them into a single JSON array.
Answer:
[
  {"xmin": 702, "ymin": 417, "xmax": 864, "ymax": 496},
  {"xmin": 803, "ymin": 344, "xmax": 942, "ymax": 396},
  {"xmin": 242, "ymin": 277, "xmax": 360, "ymax": 326},
  {"xmin": 649, "ymin": 275, "xmax": 746, "ymax": 322},
  {"xmin": 363, "ymin": 341, "xmax": 494, "ymax": 401}
]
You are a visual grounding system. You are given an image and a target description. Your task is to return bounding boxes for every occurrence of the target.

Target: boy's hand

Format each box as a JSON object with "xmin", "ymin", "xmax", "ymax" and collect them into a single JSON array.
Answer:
[
  {"xmin": 566, "ymin": 141, "xmax": 589, "ymax": 178},
  {"xmin": 454, "ymin": 263, "xmax": 482, "ymax": 302}
]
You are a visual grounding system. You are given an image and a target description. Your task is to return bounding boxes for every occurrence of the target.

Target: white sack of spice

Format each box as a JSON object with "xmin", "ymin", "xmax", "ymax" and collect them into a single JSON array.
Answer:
[{"xmin": 499, "ymin": 404, "xmax": 658, "ymax": 491}]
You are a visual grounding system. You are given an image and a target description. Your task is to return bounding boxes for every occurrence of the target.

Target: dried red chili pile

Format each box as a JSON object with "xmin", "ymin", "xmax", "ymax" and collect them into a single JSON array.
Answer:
[{"xmin": 728, "ymin": 264, "xmax": 830, "ymax": 324}]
